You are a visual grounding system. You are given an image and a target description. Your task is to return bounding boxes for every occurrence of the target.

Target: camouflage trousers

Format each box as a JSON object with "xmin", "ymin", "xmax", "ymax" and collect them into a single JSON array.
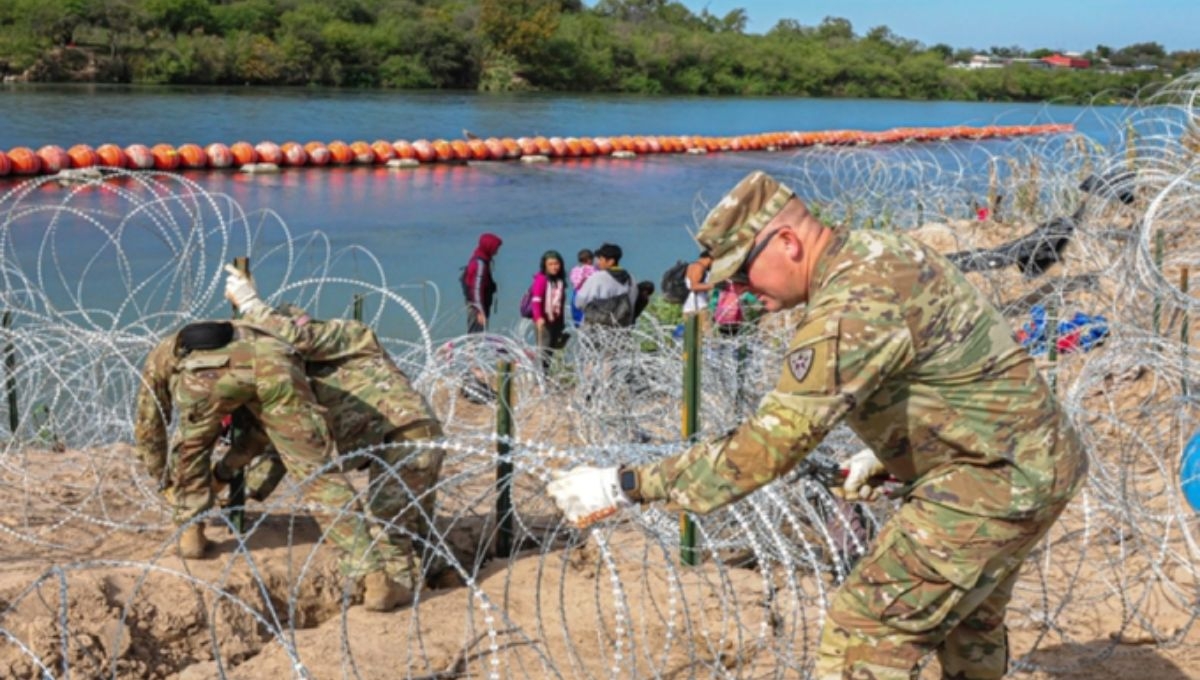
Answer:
[
  {"xmin": 168, "ymin": 337, "xmax": 408, "ymax": 581},
  {"xmin": 813, "ymin": 496, "xmax": 1071, "ymax": 679},
  {"xmin": 220, "ymin": 418, "xmax": 446, "ymax": 585}
]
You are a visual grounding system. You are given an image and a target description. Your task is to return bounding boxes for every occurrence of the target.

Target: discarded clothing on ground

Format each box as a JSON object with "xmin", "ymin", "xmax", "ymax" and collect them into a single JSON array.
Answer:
[
  {"xmin": 947, "ymin": 216, "xmax": 1078, "ymax": 277},
  {"xmin": 946, "ymin": 171, "xmax": 1135, "ymax": 278},
  {"xmin": 1015, "ymin": 304, "xmax": 1109, "ymax": 356}
]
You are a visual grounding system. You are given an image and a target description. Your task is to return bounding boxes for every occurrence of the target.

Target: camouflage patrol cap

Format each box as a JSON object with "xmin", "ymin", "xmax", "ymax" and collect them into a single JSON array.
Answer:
[{"xmin": 697, "ymin": 171, "xmax": 795, "ymax": 283}]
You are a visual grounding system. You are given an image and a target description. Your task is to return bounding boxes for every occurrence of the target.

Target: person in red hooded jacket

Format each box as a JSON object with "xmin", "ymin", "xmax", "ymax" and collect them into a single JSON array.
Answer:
[{"xmin": 464, "ymin": 233, "xmax": 502, "ymax": 333}]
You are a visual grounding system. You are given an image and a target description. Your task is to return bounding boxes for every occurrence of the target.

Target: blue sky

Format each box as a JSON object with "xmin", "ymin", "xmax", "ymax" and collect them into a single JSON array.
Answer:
[{"xmin": 670, "ymin": 0, "xmax": 1198, "ymax": 52}]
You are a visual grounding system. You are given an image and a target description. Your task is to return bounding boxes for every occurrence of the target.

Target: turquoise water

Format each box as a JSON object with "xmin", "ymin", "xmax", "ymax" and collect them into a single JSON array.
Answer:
[{"xmin": 0, "ymin": 85, "xmax": 1131, "ymax": 338}]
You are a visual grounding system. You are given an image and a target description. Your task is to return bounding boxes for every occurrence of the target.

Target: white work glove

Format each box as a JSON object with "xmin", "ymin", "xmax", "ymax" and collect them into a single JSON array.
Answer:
[
  {"xmin": 223, "ymin": 264, "xmax": 267, "ymax": 316},
  {"xmin": 841, "ymin": 448, "xmax": 888, "ymax": 501},
  {"xmin": 546, "ymin": 465, "xmax": 631, "ymax": 528}
]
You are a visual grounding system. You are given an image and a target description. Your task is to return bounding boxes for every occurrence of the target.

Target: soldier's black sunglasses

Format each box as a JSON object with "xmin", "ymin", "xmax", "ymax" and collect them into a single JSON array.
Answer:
[{"xmin": 729, "ymin": 228, "xmax": 781, "ymax": 285}]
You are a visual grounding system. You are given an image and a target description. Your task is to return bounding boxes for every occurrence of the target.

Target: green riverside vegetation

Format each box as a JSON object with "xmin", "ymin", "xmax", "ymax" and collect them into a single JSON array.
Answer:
[{"xmin": 2, "ymin": 0, "xmax": 1197, "ymax": 103}]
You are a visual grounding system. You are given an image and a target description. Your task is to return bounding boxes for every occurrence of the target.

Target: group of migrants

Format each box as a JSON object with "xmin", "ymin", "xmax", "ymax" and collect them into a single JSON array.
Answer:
[
  {"xmin": 136, "ymin": 170, "xmax": 1086, "ymax": 678},
  {"xmin": 459, "ymin": 237, "xmax": 656, "ymax": 397}
]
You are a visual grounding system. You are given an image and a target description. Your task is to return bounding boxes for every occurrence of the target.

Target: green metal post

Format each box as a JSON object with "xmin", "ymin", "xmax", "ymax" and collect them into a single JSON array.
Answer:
[
  {"xmin": 228, "ymin": 257, "xmax": 249, "ymax": 534},
  {"xmin": 1046, "ymin": 302, "xmax": 1058, "ymax": 391},
  {"xmin": 3, "ymin": 311, "xmax": 16, "ymax": 436},
  {"xmin": 495, "ymin": 361, "xmax": 515, "ymax": 557},
  {"xmin": 680, "ymin": 314, "xmax": 700, "ymax": 566},
  {"xmin": 1153, "ymin": 231, "xmax": 1165, "ymax": 334},
  {"xmin": 1182, "ymin": 268, "xmax": 1190, "ymax": 396},
  {"xmin": 353, "ymin": 293, "xmax": 364, "ymax": 323}
]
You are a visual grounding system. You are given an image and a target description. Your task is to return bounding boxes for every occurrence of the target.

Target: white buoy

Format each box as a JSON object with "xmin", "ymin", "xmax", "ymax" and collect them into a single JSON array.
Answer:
[
  {"xmin": 55, "ymin": 167, "xmax": 102, "ymax": 185},
  {"xmin": 240, "ymin": 163, "xmax": 280, "ymax": 174},
  {"xmin": 686, "ymin": 148, "xmax": 708, "ymax": 155},
  {"xmin": 386, "ymin": 158, "xmax": 420, "ymax": 169},
  {"xmin": 519, "ymin": 155, "xmax": 550, "ymax": 164},
  {"xmin": 611, "ymin": 150, "xmax": 637, "ymax": 159}
]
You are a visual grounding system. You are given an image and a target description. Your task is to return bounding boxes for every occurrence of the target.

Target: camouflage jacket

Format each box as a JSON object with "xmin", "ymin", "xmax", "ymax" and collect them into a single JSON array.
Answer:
[
  {"xmin": 133, "ymin": 313, "xmax": 437, "ymax": 473},
  {"xmin": 635, "ymin": 226, "xmax": 1087, "ymax": 518},
  {"xmin": 244, "ymin": 309, "xmax": 437, "ymax": 452},
  {"xmin": 133, "ymin": 336, "xmax": 179, "ymax": 482}
]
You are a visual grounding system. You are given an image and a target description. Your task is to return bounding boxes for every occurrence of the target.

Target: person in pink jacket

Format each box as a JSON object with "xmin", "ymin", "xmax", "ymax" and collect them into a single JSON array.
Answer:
[{"xmin": 531, "ymin": 250, "xmax": 569, "ymax": 375}]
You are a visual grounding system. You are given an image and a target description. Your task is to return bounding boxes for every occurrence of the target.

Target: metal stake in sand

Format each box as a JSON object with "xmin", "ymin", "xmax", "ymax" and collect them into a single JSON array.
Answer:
[
  {"xmin": 227, "ymin": 257, "xmax": 250, "ymax": 534},
  {"xmin": 680, "ymin": 314, "xmax": 700, "ymax": 566},
  {"xmin": 495, "ymin": 360, "xmax": 515, "ymax": 558},
  {"xmin": 353, "ymin": 293, "xmax": 364, "ymax": 323},
  {"xmin": 1154, "ymin": 231, "xmax": 1165, "ymax": 335},
  {"xmin": 3, "ymin": 311, "xmax": 16, "ymax": 436},
  {"xmin": 1046, "ymin": 301, "xmax": 1058, "ymax": 391},
  {"xmin": 1183, "ymin": 268, "xmax": 1190, "ymax": 397}
]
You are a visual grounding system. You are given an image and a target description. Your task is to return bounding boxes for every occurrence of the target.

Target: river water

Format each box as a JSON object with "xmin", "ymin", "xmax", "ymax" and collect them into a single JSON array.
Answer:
[{"xmin": 0, "ymin": 84, "xmax": 1131, "ymax": 338}]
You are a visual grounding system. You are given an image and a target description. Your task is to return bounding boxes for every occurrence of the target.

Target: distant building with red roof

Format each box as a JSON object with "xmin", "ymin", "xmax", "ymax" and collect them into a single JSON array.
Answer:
[{"xmin": 1041, "ymin": 54, "xmax": 1091, "ymax": 69}]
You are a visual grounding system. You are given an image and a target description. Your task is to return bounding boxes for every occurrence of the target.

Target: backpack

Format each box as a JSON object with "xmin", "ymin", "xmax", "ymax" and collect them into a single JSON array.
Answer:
[
  {"xmin": 519, "ymin": 278, "xmax": 536, "ymax": 319},
  {"xmin": 583, "ymin": 292, "xmax": 634, "ymax": 327},
  {"xmin": 660, "ymin": 260, "xmax": 689, "ymax": 304},
  {"xmin": 459, "ymin": 256, "xmax": 478, "ymax": 300},
  {"xmin": 713, "ymin": 285, "xmax": 743, "ymax": 326}
]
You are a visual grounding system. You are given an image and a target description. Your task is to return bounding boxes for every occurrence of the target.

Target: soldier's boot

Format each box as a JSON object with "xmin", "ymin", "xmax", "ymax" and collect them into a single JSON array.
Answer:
[
  {"xmin": 362, "ymin": 571, "xmax": 413, "ymax": 612},
  {"xmin": 178, "ymin": 524, "xmax": 210, "ymax": 559}
]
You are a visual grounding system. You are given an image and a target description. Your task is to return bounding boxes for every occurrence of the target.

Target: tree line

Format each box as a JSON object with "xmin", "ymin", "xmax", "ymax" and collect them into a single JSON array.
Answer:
[{"xmin": 2, "ymin": 0, "xmax": 1196, "ymax": 103}]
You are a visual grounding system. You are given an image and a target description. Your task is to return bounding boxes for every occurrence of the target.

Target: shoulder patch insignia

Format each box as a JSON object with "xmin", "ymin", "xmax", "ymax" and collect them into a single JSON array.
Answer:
[{"xmin": 787, "ymin": 348, "xmax": 814, "ymax": 382}]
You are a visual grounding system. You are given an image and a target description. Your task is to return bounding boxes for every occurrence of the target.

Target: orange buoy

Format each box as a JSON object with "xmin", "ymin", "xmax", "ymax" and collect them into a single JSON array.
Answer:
[
  {"xmin": 37, "ymin": 145, "xmax": 70, "ymax": 173},
  {"xmin": 8, "ymin": 147, "xmax": 40, "ymax": 175},
  {"xmin": 594, "ymin": 137, "xmax": 613, "ymax": 155},
  {"xmin": 230, "ymin": 142, "xmax": 257, "ymax": 166},
  {"xmin": 499, "ymin": 138, "xmax": 521, "ymax": 159},
  {"xmin": 410, "ymin": 140, "xmax": 435, "ymax": 163},
  {"xmin": 255, "ymin": 141, "xmax": 283, "ymax": 165},
  {"xmin": 279, "ymin": 142, "xmax": 308, "ymax": 167},
  {"xmin": 516, "ymin": 137, "xmax": 538, "ymax": 156},
  {"xmin": 349, "ymin": 141, "xmax": 374, "ymax": 164},
  {"xmin": 67, "ymin": 144, "xmax": 98, "ymax": 169},
  {"xmin": 546, "ymin": 137, "xmax": 567, "ymax": 157},
  {"xmin": 467, "ymin": 139, "xmax": 490, "ymax": 160},
  {"xmin": 205, "ymin": 143, "xmax": 233, "ymax": 168},
  {"xmin": 327, "ymin": 141, "xmax": 353, "ymax": 165},
  {"xmin": 371, "ymin": 140, "xmax": 395, "ymax": 162},
  {"xmin": 150, "ymin": 144, "xmax": 179, "ymax": 170},
  {"xmin": 431, "ymin": 140, "xmax": 454, "ymax": 162},
  {"xmin": 177, "ymin": 143, "xmax": 208, "ymax": 169},
  {"xmin": 392, "ymin": 140, "xmax": 416, "ymax": 160},
  {"xmin": 96, "ymin": 144, "xmax": 127, "ymax": 168},
  {"xmin": 0, "ymin": 150, "xmax": 10, "ymax": 177},
  {"xmin": 483, "ymin": 138, "xmax": 506, "ymax": 160},
  {"xmin": 579, "ymin": 138, "xmax": 598, "ymax": 156},
  {"xmin": 304, "ymin": 142, "xmax": 330, "ymax": 166},
  {"xmin": 124, "ymin": 144, "xmax": 154, "ymax": 169},
  {"xmin": 449, "ymin": 139, "xmax": 471, "ymax": 161}
]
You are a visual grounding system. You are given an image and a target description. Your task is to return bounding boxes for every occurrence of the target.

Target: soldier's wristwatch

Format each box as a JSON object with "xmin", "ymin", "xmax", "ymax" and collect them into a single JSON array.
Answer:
[{"xmin": 618, "ymin": 466, "xmax": 641, "ymax": 502}]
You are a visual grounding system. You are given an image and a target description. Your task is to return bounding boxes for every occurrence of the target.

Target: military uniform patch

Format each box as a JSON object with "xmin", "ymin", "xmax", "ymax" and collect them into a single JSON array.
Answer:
[{"xmin": 788, "ymin": 348, "xmax": 814, "ymax": 382}]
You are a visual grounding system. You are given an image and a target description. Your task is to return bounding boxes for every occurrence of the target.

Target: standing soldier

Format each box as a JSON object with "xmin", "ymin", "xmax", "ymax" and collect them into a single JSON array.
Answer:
[
  {"xmin": 546, "ymin": 171, "xmax": 1088, "ymax": 679},
  {"xmin": 133, "ymin": 319, "xmax": 415, "ymax": 612}
]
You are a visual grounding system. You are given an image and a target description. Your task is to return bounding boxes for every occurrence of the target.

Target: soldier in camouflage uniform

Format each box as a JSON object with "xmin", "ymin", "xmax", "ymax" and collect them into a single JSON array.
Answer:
[
  {"xmin": 212, "ymin": 303, "xmax": 446, "ymax": 582},
  {"xmin": 547, "ymin": 171, "xmax": 1088, "ymax": 679},
  {"xmin": 133, "ymin": 318, "xmax": 417, "ymax": 611}
]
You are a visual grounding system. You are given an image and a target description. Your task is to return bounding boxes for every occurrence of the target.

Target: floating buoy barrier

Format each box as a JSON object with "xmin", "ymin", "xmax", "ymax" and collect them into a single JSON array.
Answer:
[{"xmin": 0, "ymin": 124, "xmax": 1074, "ymax": 177}]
